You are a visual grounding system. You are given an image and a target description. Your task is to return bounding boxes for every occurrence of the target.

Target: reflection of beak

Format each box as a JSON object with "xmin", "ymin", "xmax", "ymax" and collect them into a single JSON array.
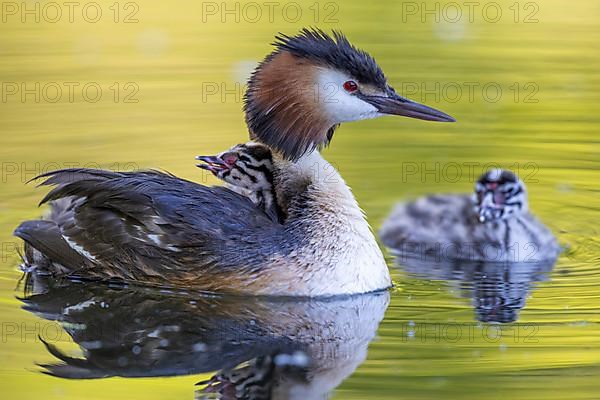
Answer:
[
  {"xmin": 360, "ymin": 92, "xmax": 456, "ymax": 122},
  {"xmin": 195, "ymin": 155, "xmax": 230, "ymax": 174}
]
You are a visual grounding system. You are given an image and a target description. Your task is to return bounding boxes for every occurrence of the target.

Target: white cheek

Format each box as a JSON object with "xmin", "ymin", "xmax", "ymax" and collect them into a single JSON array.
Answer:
[{"xmin": 317, "ymin": 69, "xmax": 381, "ymax": 123}]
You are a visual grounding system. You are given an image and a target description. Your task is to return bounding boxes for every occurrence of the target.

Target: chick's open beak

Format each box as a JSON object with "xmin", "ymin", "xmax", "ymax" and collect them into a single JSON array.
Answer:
[{"xmin": 195, "ymin": 155, "xmax": 230, "ymax": 174}]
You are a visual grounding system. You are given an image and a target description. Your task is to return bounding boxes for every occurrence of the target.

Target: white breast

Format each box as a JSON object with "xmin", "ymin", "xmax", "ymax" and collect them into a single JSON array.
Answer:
[{"xmin": 282, "ymin": 151, "xmax": 391, "ymax": 296}]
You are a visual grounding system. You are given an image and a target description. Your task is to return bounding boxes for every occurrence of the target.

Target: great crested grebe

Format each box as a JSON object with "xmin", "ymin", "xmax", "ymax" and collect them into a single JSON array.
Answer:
[
  {"xmin": 196, "ymin": 142, "xmax": 284, "ymax": 223},
  {"xmin": 380, "ymin": 169, "xmax": 561, "ymax": 263},
  {"xmin": 14, "ymin": 28, "xmax": 455, "ymax": 296}
]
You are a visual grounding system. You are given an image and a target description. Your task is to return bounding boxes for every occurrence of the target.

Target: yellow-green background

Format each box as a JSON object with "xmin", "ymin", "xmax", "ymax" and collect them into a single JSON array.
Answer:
[{"xmin": 0, "ymin": 0, "xmax": 599, "ymax": 398}]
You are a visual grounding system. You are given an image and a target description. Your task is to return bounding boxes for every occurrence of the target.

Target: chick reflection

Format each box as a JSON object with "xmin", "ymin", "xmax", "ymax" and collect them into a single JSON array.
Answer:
[
  {"xmin": 393, "ymin": 255, "xmax": 555, "ymax": 323},
  {"xmin": 20, "ymin": 275, "xmax": 389, "ymax": 399}
]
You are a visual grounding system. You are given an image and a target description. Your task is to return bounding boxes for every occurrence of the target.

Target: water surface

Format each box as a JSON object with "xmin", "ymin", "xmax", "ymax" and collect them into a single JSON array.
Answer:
[{"xmin": 1, "ymin": 0, "xmax": 599, "ymax": 398}]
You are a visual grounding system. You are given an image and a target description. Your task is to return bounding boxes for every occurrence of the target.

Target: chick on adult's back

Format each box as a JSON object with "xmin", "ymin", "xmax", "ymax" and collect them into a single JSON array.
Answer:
[{"xmin": 196, "ymin": 142, "xmax": 284, "ymax": 223}]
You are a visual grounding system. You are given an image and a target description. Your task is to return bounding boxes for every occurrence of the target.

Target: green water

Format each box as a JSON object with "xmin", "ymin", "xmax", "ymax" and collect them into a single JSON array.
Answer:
[{"xmin": 1, "ymin": 0, "xmax": 599, "ymax": 398}]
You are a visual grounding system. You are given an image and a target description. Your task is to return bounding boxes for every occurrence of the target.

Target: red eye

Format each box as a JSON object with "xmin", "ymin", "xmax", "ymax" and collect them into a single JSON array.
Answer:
[{"xmin": 343, "ymin": 80, "xmax": 358, "ymax": 92}]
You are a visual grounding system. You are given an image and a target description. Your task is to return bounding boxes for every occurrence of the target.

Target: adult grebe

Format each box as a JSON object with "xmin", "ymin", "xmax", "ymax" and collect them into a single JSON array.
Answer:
[
  {"xmin": 15, "ymin": 29, "xmax": 455, "ymax": 296},
  {"xmin": 380, "ymin": 169, "xmax": 560, "ymax": 263}
]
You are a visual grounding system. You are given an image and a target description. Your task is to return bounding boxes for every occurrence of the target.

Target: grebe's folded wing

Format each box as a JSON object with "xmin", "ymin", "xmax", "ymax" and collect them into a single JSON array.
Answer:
[{"xmin": 16, "ymin": 168, "xmax": 280, "ymax": 269}]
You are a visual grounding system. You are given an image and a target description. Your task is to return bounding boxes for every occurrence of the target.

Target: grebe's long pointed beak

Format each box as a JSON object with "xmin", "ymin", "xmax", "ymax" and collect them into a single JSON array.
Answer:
[{"xmin": 360, "ymin": 92, "xmax": 456, "ymax": 122}]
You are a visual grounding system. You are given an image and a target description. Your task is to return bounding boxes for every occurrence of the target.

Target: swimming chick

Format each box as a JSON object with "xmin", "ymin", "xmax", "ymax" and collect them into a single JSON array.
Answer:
[
  {"xmin": 196, "ymin": 142, "xmax": 284, "ymax": 224},
  {"xmin": 14, "ymin": 28, "xmax": 455, "ymax": 296},
  {"xmin": 379, "ymin": 169, "xmax": 561, "ymax": 262}
]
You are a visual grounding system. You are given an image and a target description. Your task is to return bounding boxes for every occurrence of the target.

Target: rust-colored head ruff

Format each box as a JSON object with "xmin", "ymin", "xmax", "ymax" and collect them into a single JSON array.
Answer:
[{"xmin": 244, "ymin": 28, "xmax": 388, "ymax": 161}]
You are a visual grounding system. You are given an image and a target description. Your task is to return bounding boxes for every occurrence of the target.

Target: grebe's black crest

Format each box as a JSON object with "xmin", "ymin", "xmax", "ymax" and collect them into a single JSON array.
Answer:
[{"xmin": 273, "ymin": 28, "xmax": 387, "ymax": 89}]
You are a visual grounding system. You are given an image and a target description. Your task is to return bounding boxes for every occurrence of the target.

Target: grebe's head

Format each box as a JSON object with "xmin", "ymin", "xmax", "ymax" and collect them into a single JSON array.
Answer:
[
  {"xmin": 475, "ymin": 169, "xmax": 528, "ymax": 223},
  {"xmin": 245, "ymin": 28, "xmax": 455, "ymax": 160},
  {"xmin": 196, "ymin": 142, "xmax": 275, "ymax": 192}
]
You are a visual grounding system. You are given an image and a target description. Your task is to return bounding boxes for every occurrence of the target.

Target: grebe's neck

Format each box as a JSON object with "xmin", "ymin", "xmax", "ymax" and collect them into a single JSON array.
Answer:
[{"xmin": 273, "ymin": 150, "xmax": 391, "ymax": 296}]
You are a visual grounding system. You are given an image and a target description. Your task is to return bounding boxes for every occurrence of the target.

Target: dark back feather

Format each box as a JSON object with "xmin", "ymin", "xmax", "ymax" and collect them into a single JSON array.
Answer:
[{"xmin": 15, "ymin": 168, "xmax": 285, "ymax": 285}]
